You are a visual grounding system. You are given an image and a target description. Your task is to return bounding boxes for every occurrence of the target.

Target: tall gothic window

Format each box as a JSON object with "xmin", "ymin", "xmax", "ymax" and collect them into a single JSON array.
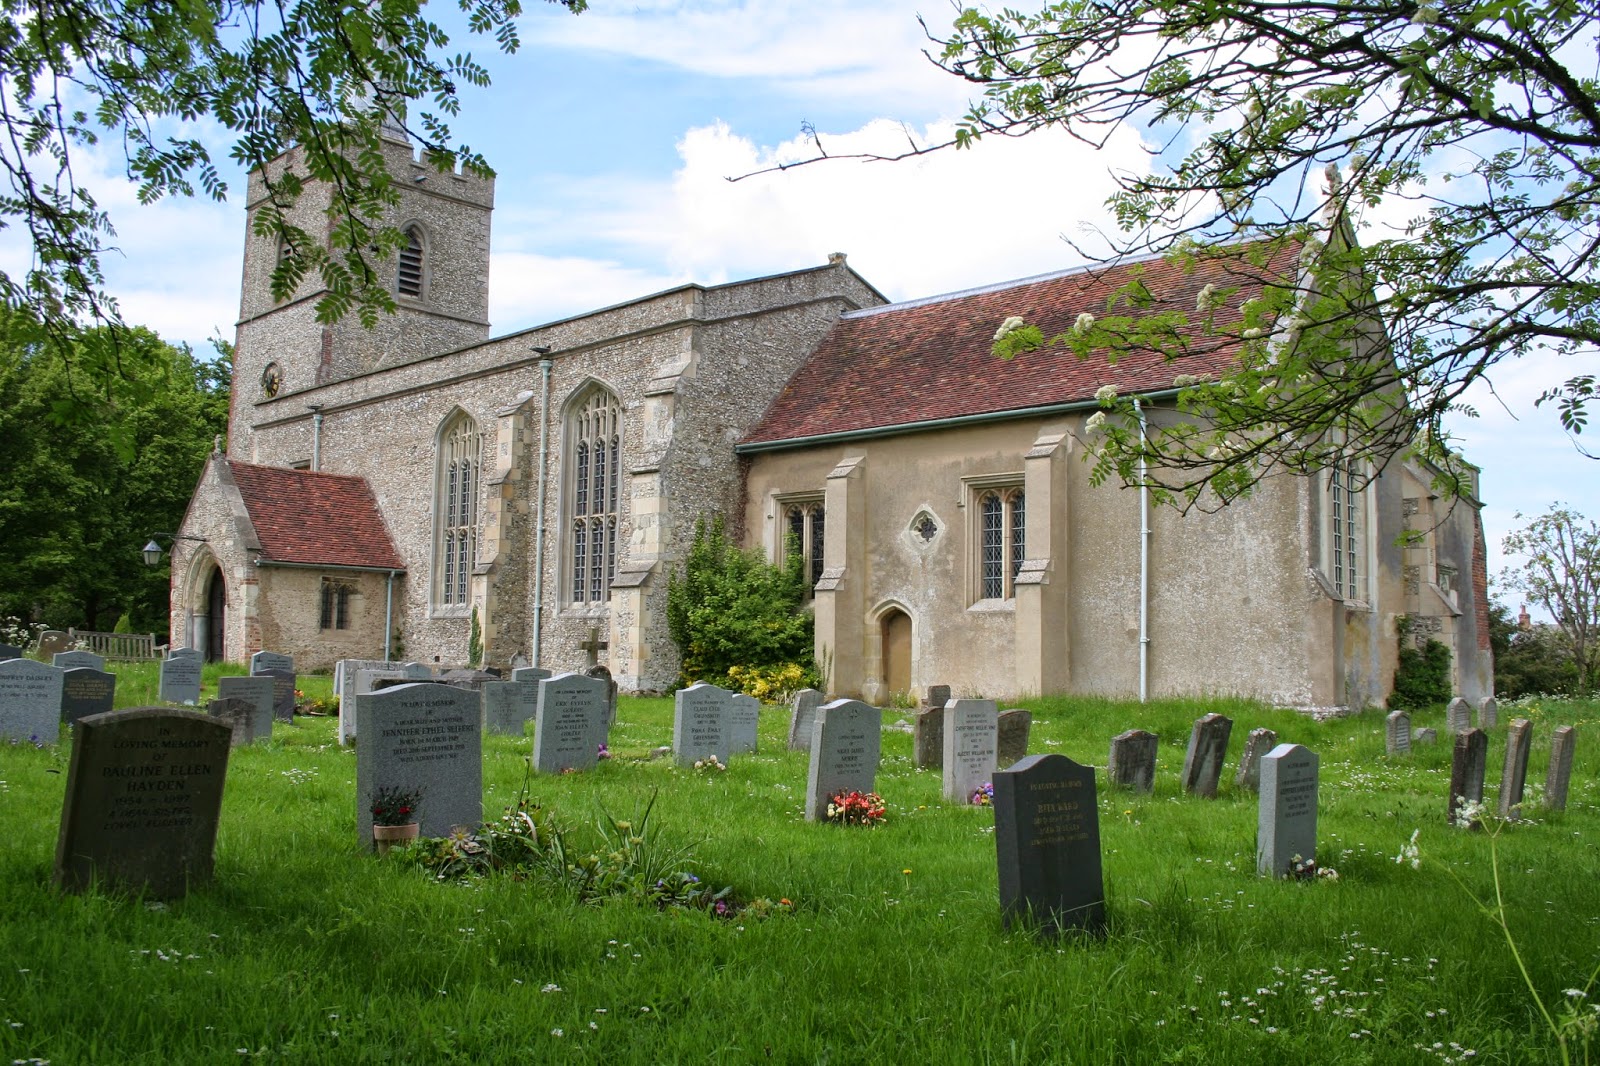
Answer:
[
  {"xmin": 569, "ymin": 387, "xmax": 621, "ymax": 605},
  {"xmin": 434, "ymin": 411, "xmax": 479, "ymax": 608},
  {"xmin": 978, "ymin": 487, "xmax": 1026, "ymax": 600},
  {"xmin": 1328, "ymin": 458, "xmax": 1366, "ymax": 601},
  {"xmin": 397, "ymin": 225, "xmax": 424, "ymax": 297},
  {"xmin": 783, "ymin": 499, "xmax": 826, "ymax": 593}
]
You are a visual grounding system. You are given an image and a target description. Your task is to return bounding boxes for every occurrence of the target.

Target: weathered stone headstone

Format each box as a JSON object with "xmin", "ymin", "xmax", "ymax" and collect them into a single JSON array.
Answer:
[
  {"xmin": 343, "ymin": 664, "xmax": 411, "ymax": 742},
  {"xmin": 585, "ymin": 664, "xmax": 619, "ymax": 727},
  {"xmin": 482, "ymin": 680, "xmax": 537, "ymax": 736},
  {"xmin": 0, "ymin": 658, "xmax": 64, "ymax": 743},
  {"xmin": 942, "ymin": 698, "xmax": 999, "ymax": 802},
  {"xmin": 1180, "ymin": 713, "xmax": 1233, "ymax": 797},
  {"xmin": 206, "ymin": 696, "xmax": 255, "ymax": 747},
  {"xmin": 1545, "ymin": 725, "xmax": 1577, "ymax": 813},
  {"xmin": 1257, "ymin": 743, "xmax": 1319, "ymax": 877},
  {"xmin": 356, "ymin": 684, "xmax": 482, "ymax": 844},
  {"xmin": 1448, "ymin": 728, "xmax": 1488, "ymax": 825},
  {"xmin": 787, "ymin": 688, "xmax": 823, "ymax": 752},
  {"xmin": 1477, "ymin": 696, "xmax": 1498, "ymax": 730},
  {"xmin": 672, "ymin": 682, "xmax": 733, "ymax": 767},
  {"xmin": 993, "ymin": 753, "xmax": 1106, "ymax": 939},
  {"xmin": 53, "ymin": 650, "xmax": 106, "ymax": 672},
  {"xmin": 1107, "ymin": 729, "xmax": 1158, "ymax": 792},
  {"xmin": 158, "ymin": 655, "xmax": 202, "ymax": 706},
  {"xmin": 1415, "ymin": 727, "xmax": 1438, "ymax": 746},
  {"xmin": 0, "ymin": 642, "xmax": 21, "ymax": 661},
  {"xmin": 804, "ymin": 699, "xmax": 882, "ymax": 821},
  {"xmin": 532, "ymin": 673, "xmax": 609, "ymax": 772},
  {"xmin": 1234, "ymin": 727, "xmax": 1278, "ymax": 793},
  {"xmin": 924, "ymin": 684, "xmax": 951, "ymax": 711},
  {"xmin": 402, "ymin": 662, "xmax": 433, "ymax": 680},
  {"xmin": 997, "ymin": 709, "xmax": 1032, "ymax": 769},
  {"xmin": 728, "ymin": 693, "xmax": 760, "ymax": 754},
  {"xmin": 36, "ymin": 630, "xmax": 70, "ymax": 659},
  {"xmin": 54, "ymin": 708, "xmax": 231, "ymax": 899},
  {"xmin": 1446, "ymin": 697, "xmax": 1471, "ymax": 733},
  {"xmin": 1385, "ymin": 710, "xmax": 1412, "ymax": 756},
  {"xmin": 216, "ymin": 675, "xmax": 275, "ymax": 742},
  {"xmin": 1497, "ymin": 718, "xmax": 1533, "ymax": 820},
  {"xmin": 511, "ymin": 666, "xmax": 553, "ymax": 685},
  {"xmin": 250, "ymin": 650, "xmax": 293, "ymax": 675},
  {"xmin": 167, "ymin": 647, "xmax": 203, "ymax": 663},
  {"xmin": 59, "ymin": 667, "xmax": 116, "ymax": 727},
  {"xmin": 250, "ymin": 652, "xmax": 296, "ymax": 724},
  {"xmin": 913, "ymin": 707, "xmax": 945, "ymax": 770}
]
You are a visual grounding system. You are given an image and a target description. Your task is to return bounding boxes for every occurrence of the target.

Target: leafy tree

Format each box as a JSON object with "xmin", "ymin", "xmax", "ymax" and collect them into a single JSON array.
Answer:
[
  {"xmin": 1487, "ymin": 601, "xmax": 1580, "ymax": 697},
  {"xmin": 1500, "ymin": 505, "xmax": 1599, "ymax": 693}
]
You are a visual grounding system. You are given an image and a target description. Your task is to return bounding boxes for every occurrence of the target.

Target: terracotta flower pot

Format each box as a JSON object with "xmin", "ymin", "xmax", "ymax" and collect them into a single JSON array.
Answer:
[{"xmin": 373, "ymin": 822, "xmax": 420, "ymax": 856}]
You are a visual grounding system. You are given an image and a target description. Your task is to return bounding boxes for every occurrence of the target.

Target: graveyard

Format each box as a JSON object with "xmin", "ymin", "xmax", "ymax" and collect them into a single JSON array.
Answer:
[{"xmin": 0, "ymin": 661, "xmax": 1596, "ymax": 1062}]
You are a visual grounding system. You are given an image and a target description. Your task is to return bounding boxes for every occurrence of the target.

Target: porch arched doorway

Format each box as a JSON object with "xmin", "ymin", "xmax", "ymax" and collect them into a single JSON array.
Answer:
[
  {"xmin": 880, "ymin": 607, "xmax": 912, "ymax": 699},
  {"xmin": 200, "ymin": 565, "xmax": 226, "ymax": 662}
]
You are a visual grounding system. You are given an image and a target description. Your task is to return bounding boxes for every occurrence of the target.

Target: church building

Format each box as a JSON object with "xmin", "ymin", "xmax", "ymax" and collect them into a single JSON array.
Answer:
[{"xmin": 170, "ymin": 134, "xmax": 1494, "ymax": 711}]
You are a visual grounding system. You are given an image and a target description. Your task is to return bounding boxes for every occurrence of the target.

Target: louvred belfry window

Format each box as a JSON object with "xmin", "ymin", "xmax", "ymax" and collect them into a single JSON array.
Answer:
[{"xmin": 398, "ymin": 226, "xmax": 424, "ymax": 297}]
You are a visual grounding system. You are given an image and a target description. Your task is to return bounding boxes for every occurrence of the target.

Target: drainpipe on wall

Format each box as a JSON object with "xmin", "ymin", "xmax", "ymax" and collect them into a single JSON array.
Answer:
[
  {"xmin": 530, "ymin": 351, "xmax": 553, "ymax": 666},
  {"xmin": 384, "ymin": 570, "xmax": 396, "ymax": 662},
  {"xmin": 308, "ymin": 404, "xmax": 324, "ymax": 472},
  {"xmin": 1134, "ymin": 398, "xmax": 1150, "ymax": 703}
]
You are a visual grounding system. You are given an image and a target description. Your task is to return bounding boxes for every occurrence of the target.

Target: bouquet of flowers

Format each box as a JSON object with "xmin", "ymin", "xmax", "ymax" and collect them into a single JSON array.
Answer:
[
  {"xmin": 971, "ymin": 782, "xmax": 994, "ymax": 806},
  {"xmin": 826, "ymin": 790, "xmax": 886, "ymax": 827}
]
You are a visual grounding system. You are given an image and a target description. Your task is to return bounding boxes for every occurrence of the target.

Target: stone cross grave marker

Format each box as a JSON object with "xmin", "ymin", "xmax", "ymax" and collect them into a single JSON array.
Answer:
[
  {"xmin": 0, "ymin": 642, "xmax": 21, "ymax": 661},
  {"xmin": 729, "ymin": 693, "xmax": 760, "ymax": 754},
  {"xmin": 1446, "ymin": 697, "xmax": 1471, "ymax": 733},
  {"xmin": 579, "ymin": 627, "xmax": 606, "ymax": 669},
  {"xmin": 0, "ymin": 658, "xmax": 64, "ymax": 744},
  {"xmin": 1497, "ymin": 718, "xmax": 1533, "ymax": 820},
  {"xmin": 512, "ymin": 666, "xmax": 553, "ymax": 685},
  {"xmin": 1180, "ymin": 713, "xmax": 1233, "ymax": 797},
  {"xmin": 1545, "ymin": 725, "xmax": 1577, "ymax": 813},
  {"xmin": 913, "ymin": 706, "xmax": 945, "ymax": 770},
  {"xmin": 532, "ymin": 672, "xmax": 609, "ymax": 773},
  {"xmin": 1234, "ymin": 727, "xmax": 1278, "ymax": 793},
  {"xmin": 994, "ymin": 753, "xmax": 1106, "ymax": 939},
  {"xmin": 54, "ymin": 708, "xmax": 231, "ymax": 899},
  {"xmin": 997, "ymin": 709, "xmax": 1032, "ymax": 769},
  {"xmin": 787, "ymin": 688, "xmax": 823, "ymax": 752},
  {"xmin": 942, "ymin": 699, "xmax": 999, "ymax": 802},
  {"xmin": 923, "ymin": 684, "xmax": 951, "ymax": 711},
  {"xmin": 483, "ymin": 679, "xmax": 537, "ymax": 736},
  {"xmin": 805, "ymin": 699, "xmax": 882, "ymax": 821},
  {"xmin": 1386, "ymin": 710, "xmax": 1412, "ymax": 756},
  {"xmin": 1257, "ymin": 743, "xmax": 1319, "ymax": 877},
  {"xmin": 216, "ymin": 675, "xmax": 275, "ymax": 743},
  {"xmin": 1477, "ymin": 696, "xmax": 1498, "ymax": 730},
  {"xmin": 167, "ymin": 647, "xmax": 203, "ymax": 662},
  {"xmin": 250, "ymin": 652, "xmax": 296, "ymax": 724},
  {"xmin": 207, "ymin": 696, "xmax": 256, "ymax": 747},
  {"xmin": 356, "ymin": 684, "xmax": 482, "ymax": 844},
  {"xmin": 60, "ymin": 667, "xmax": 116, "ymax": 728},
  {"xmin": 1107, "ymin": 729, "xmax": 1158, "ymax": 792},
  {"xmin": 158, "ymin": 656, "xmax": 202, "ymax": 706},
  {"xmin": 54, "ymin": 650, "xmax": 106, "ymax": 672},
  {"xmin": 1448, "ymin": 728, "xmax": 1488, "ymax": 825},
  {"xmin": 672, "ymin": 682, "xmax": 733, "ymax": 767}
]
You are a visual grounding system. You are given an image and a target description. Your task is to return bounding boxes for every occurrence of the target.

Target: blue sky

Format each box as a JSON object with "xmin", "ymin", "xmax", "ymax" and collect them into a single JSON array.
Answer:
[{"xmin": 3, "ymin": 0, "xmax": 1592, "ymax": 611}]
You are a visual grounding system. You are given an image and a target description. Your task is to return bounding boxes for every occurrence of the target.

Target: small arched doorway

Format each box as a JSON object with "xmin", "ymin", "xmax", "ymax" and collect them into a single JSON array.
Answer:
[
  {"xmin": 881, "ymin": 608, "xmax": 912, "ymax": 699},
  {"xmin": 203, "ymin": 567, "xmax": 226, "ymax": 662}
]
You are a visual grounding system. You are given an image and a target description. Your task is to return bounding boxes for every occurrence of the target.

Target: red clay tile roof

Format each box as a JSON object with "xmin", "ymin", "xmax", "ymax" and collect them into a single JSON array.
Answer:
[
  {"xmin": 227, "ymin": 460, "xmax": 406, "ymax": 570},
  {"xmin": 740, "ymin": 241, "xmax": 1305, "ymax": 448}
]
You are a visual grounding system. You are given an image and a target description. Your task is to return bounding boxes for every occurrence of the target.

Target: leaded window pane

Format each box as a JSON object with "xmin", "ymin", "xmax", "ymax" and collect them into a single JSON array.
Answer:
[
  {"xmin": 981, "ymin": 492, "xmax": 1004, "ymax": 599},
  {"xmin": 809, "ymin": 505, "xmax": 826, "ymax": 586},
  {"xmin": 435, "ymin": 414, "xmax": 480, "ymax": 607},
  {"xmin": 575, "ymin": 442, "xmax": 589, "ymax": 516},
  {"xmin": 609, "ymin": 437, "xmax": 620, "ymax": 512},
  {"xmin": 1009, "ymin": 491, "xmax": 1026, "ymax": 588},
  {"xmin": 569, "ymin": 390, "xmax": 622, "ymax": 603},
  {"xmin": 572, "ymin": 521, "xmax": 587, "ymax": 601}
]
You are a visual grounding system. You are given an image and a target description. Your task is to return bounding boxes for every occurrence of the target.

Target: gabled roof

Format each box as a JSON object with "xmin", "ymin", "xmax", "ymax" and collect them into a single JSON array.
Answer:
[
  {"xmin": 226, "ymin": 460, "xmax": 406, "ymax": 571},
  {"xmin": 739, "ymin": 241, "xmax": 1305, "ymax": 450}
]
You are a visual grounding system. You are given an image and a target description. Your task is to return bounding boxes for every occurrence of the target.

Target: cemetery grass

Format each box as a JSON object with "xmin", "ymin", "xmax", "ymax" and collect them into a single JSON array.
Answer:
[{"xmin": 0, "ymin": 675, "xmax": 1596, "ymax": 1063}]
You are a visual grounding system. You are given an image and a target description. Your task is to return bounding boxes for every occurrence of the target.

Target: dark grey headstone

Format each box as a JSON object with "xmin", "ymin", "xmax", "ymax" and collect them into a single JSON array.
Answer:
[
  {"xmin": 402, "ymin": 662, "xmax": 433, "ymax": 680},
  {"xmin": 1107, "ymin": 729, "xmax": 1158, "ymax": 792},
  {"xmin": 1415, "ymin": 727, "xmax": 1438, "ymax": 746},
  {"xmin": 1448, "ymin": 728, "xmax": 1488, "ymax": 825},
  {"xmin": 787, "ymin": 688, "xmax": 823, "ymax": 752},
  {"xmin": 356, "ymin": 684, "xmax": 482, "ymax": 844},
  {"xmin": 1234, "ymin": 727, "xmax": 1278, "ymax": 793},
  {"xmin": 249, "ymin": 650, "xmax": 294, "ymax": 675},
  {"xmin": 532, "ymin": 673, "xmax": 608, "ymax": 772},
  {"xmin": 672, "ymin": 682, "xmax": 732, "ymax": 767},
  {"xmin": 0, "ymin": 658, "xmax": 64, "ymax": 743},
  {"xmin": 1180, "ymin": 713, "xmax": 1233, "ymax": 797},
  {"xmin": 36, "ymin": 631, "xmax": 70, "ymax": 659},
  {"xmin": 994, "ymin": 753, "xmax": 1106, "ymax": 939},
  {"xmin": 924, "ymin": 684, "xmax": 951, "ymax": 711},
  {"xmin": 1257, "ymin": 743, "xmax": 1319, "ymax": 877},
  {"xmin": 60, "ymin": 667, "xmax": 116, "ymax": 727},
  {"xmin": 216, "ymin": 675, "xmax": 274, "ymax": 742},
  {"xmin": 0, "ymin": 642, "xmax": 21, "ymax": 661},
  {"xmin": 804, "ymin": 699, "xmax": 882, "ymax": 821},
  {"xmin": 997, "ymin": 709, "xmax": 1032, "ymax": 769},
  {"xmin": 483, "ymin": 680, "xmax": 537, "ymax": 736},
  {"xmin": 942, "ymin": 699, "xmax": 998, "ymax": 802},
  {"xmin": 1446, "ymin": 697, "xmax": 1471, "ymax": 734},
  {"xmin": 54, "ymin": 650, "xmax": 106, "ymax": 672},
  {"xmin": 207, "ymin": 696, "xmax": 255, "ymax": 747},
  {"xmin": 1497, "ymin": 718, "xmax": 1533, "ymax": 820},
  {"xmin": 1477, "ymin": 696, "xmax": 1498, "ymax": 730},
  {"xmin": 158, "ymin": 656, "xmax": 202, "ymax": 706},
  {"xmin": 1545, "ymin": 725, "xmax": 1577, "ymax": 813},
  {"xmin": 913, "ymin": 706, "xmax": 945, "ymax": 770},
  {"xmin": 511, "ymin": 666, "xmax": 553, "ymax": 685},
  {"xmin": 1385, "ymin": 710, "xmax": 1412, "ymax": 756},
  {"xmin": 729, "ymin": 693, "xmax": 760, "ymax": 755},
  {"xmin": 54, "ymin": 708, "xmax": 231, "ymax": 899},
  {"xmin": 259, "ymin": 669, "xmax": 296, "ymax": 723}
]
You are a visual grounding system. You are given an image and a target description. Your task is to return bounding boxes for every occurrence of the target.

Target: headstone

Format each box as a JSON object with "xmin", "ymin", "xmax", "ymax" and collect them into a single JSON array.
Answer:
[
  {"xmin": 672, "ymin": 682, "xmax": 733, "ymax": 767},
  {"xmin": 356, "ymin": 684, "xmax": 482, "ymax": 844},
  {"xmin": 1447, "ymin": 728, "xmax": 1488, "ymax": 825},
  {"xmin": 1446, "ymin": 697, "xmax": 1471, "ymax": 733},
  {"xmin": 1477, "ymin": 696, "xmax": 1498, "ymax": 730},
  {"xmin": 53, "ymin": 708, "xmax": 231, "ymax": 899},
  {"xmin": 1233, "ymin": 727, "xmax": 1278, "ymax": 793},
  {"xmin": 250, "ymin": 652, "xmax": 296, "ymax": 724},
  {"xmin": 216, "ymin": 675, "xmax": 275, "ymax": 742},
  {"xmin": 804, "ymin": 699, "xmax": 882, "ymax": 821},
  {"xmin": 1107, "ymin": 729, "xmax": 1158, "ymax": 792},
  {"xmin": 0, "ymin": 658, "xmax": 64, "ymax": 743},
  {"xmin": 59, "ymin": 667, "xmax": 116, "ymax": 727},
  {"xmin": 1257, "ymin": 743, "xmax": 1320, "ymax": 877},
  {"xmin": 1545, "ymin": 725, "xmax": 1577, "ymax": 813},
  {"xmin": 997, "ymin": 709, "xmax": 1032, "ymax": 769},
  {"xmin": 250, "ymin": 650, "xmax": 294, "ymax": 675},
  {"xmin": 1415, "ymin": 727, "xmax": 1438, "ymax": 746},
  {"xmin": 1180, "ymin": 713, "xmax": 1233, "ymax": 797},
  {"xmin": 511, "ymin": 666, "xmax": 553, "ymax": 685},
  {"xmin": 167, "ymin": 647, "xmax": 203, "ymax": 663},
  {"xmin": 993, "ymin": 753, "xmax": 1106, "ymax": 939},
  {"xmin": 532, "ymin": 673, "xmax": 609, "ymax": 772},
  {"xmin": 158, "ymin": 655, "xmax": 202, "ymax": 706},
  {"xmin": 36, "ymin": 630, "xmax": 70, "ymax": 659},
  {"xmin": 1497, "ymin": 718, "xmax": 1533, "ymax": 820},
  {"xmin": 728, "ymin": 693, "xmax": 761, "ymax": 754},
  {"xmin": 482, "ymin": 680, "xmax": 537, "ymax": 736},
  {"xmin": 924, "ymin": 684, "xmax": 951, "ymax": 711},
  {"xmin": 207, "ymin": 696, "xmax": 256, "ymax": 747},
  {"xmin": 53, "ymin": 650, "xmax": 106, "ymax": 672},
  {"xmin": 402, "ymin": 662, "xmax": 433, "ymax": 680},
  {"xmin": 787, "ymin": 688, "xmax": 824, "ymax": 752},
  {"xmin": 0, "ymin": 642, "xmax": 21, "ymax": 661},
  {"xmin": 343, "ymin": 663, "xmax": 411, "ymax": 742},
  {"xmin": 942, "ymin": 698, "xmax": 999, "ymax": 802},
  {"xmin": 912, "ymin": 707, "xmax": 945, "ymax": 770},
  {"xmin": 585, "ymin": 664, "xmax": 619, "ymax": 728},
  {"xmin": 1385, "ymin": 710, "xmax": 1412, "ymax": 756}
]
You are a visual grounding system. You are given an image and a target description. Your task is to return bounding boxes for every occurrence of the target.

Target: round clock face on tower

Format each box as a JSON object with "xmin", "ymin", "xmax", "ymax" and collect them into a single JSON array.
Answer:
[{"xmin": 260, "ymin": 362, "xmax": 283, "ymax": 398}]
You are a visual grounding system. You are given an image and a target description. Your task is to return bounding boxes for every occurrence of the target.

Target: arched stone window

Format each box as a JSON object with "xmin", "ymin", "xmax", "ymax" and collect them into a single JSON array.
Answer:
[
  {"xmin": 783, "ymin": 499, "xmax": 826, "ymax": 592},
  {"xmin": 977, "ymin": 487, "xmax": 1025, "ymax": 600},
  {"xmin": 397, "ymin": 225, "xmax": 424, "ymax": 298},
  {"xmin": 568, "ymin": 386, "xmax": 622, "ymax": 605},
  {"xmin": 434, "ymin": 410, "xmax": 480, "ymax": 608}
]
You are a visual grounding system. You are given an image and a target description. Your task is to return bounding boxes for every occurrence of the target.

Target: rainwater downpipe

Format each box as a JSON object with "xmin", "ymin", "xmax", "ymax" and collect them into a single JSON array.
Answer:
[
  {"xmin": 308, "ymin": 405, "xmax": 324, "ymax": 472},
  {"xmin": 383, "ymin": 570, "xmax": 396, "ymax": 662},
  {"xmin": 530, "ymin": 351, "xmax": 553, "ymax": 666},
  {"xmin": 1134, "ymin": 398, "xmax": 1150, "ymax": 703}
]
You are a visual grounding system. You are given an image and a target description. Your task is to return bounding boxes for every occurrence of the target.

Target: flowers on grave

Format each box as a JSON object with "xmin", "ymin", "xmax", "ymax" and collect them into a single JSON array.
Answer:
[
  {"xmin": 971, "ymin": 782, "xmax": 994, "ymax": 806},
  {"xmin": 370, "ymin": 784, "xmax": 423, "ymax": 826},
  {"xmin": 692, "ymin": 755, "xmax": 727, "ymax": 773},
  {"xmin": 825, "ymin": 790, "xmax": 886, "ymax": 827},
  {"xmin": 1287, "ymin": 854, "xmax": 1339, "ymax": 881},
  {"xmin": 597, "ymin": 742, "xmax": 612, "ymax": 760}
]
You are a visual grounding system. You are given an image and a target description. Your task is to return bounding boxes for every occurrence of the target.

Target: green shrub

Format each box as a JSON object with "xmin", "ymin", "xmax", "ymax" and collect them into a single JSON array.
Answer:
[{"xmin": 1391, "ymin": 616, "xmax": 1453, "ymax": 709}]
